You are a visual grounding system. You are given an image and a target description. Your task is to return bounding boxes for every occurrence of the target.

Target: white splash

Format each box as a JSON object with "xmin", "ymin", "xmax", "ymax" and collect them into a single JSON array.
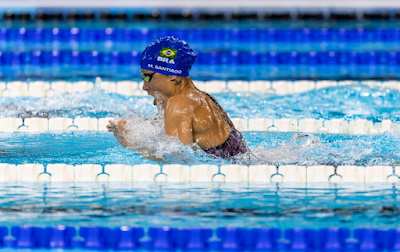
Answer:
[{"xmin": 115, "ymin": 93, "xmax": 212, "ymax": 164}]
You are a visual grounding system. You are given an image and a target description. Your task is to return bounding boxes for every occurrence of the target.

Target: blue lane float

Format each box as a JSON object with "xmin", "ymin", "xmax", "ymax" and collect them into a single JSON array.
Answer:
[
  {"xmin": 1, "ymin": 226, "xmax": 400, "ymax": 251},
  {"xmin": 2, "ymin": 28, "xmax": 400, "ymax": 43}
]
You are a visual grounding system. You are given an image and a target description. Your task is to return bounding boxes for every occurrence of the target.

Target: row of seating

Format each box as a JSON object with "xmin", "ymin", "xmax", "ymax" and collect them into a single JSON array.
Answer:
[
  {"xmin": 0, "ymin": 117, "xmax": 398, "ymax": 135},
  {"xmin": 3, "ymin": 10, "xmax": 399, "ymax": 21},
  {"xmin": 6, "ymin": 51, "xmax": 400, "ymax": 66},
  {"xmin": 1, "ymin": 80, "xmax": 399, "ymax": 97},
  {"xmin": 0, "ymin": 163, "xmax": 398, "ymax": 183},
  {"xmin": 2, "ymin": 226, "xmax": 398, "ymax": 251},
  {"xmin": 2, "ymin": 28, "xmax": 400, "ymax": 42}
]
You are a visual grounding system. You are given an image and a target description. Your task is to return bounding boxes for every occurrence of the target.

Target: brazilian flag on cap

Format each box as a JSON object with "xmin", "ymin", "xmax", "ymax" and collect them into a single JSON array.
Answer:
[{"xmin": 159, "ymin": 47, "xmax": 177, "ymax": 59}]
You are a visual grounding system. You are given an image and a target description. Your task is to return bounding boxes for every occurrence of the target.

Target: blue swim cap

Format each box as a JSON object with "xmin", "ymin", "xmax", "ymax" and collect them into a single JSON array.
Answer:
[{"xmin": 140, "ymin": 36, "xmax": 196, "ymax": 77}]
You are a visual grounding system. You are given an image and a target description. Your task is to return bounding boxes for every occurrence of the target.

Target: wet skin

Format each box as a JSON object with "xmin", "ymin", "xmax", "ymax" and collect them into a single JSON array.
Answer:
[{"xmin": 107, "ymin": 70, "xmax": 232, "ymax": 150}]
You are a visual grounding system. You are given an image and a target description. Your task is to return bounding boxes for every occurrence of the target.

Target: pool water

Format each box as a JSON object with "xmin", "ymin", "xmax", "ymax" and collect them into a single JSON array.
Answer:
[
  {"xmin": 0, "ymin": 182, "xmax": 398, "ymax": 229},
  {"xmin": 1, "ymin": 12, "xmax": 400, "ymax": 238},
  {"xmin": 1, "ymin": 131, "xmax": 399, "ymax": 167},
  {"xmin": 1, "ymin": 85, "xmax": 400, "ymax": 122}
]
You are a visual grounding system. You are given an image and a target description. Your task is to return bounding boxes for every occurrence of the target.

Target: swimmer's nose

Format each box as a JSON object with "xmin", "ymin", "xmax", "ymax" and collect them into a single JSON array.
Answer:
[{"xmin": 142, "ymin": 81, "xmax": 149, "ymax": 91}]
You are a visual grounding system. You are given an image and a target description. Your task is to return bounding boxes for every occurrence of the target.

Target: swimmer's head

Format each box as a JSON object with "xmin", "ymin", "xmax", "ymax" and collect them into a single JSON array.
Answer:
[{"xmin": 140, "ymin": 36, "xmax": 197, "ymax": 77}]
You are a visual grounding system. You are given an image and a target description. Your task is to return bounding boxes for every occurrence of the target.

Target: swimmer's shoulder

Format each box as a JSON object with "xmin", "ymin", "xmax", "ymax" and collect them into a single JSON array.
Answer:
[
  {"xmin": 172, "ymin": 89, "xmax": 205, "ymax": 105},
  {"xmin": 165, "ymin": 92, "xmax": 197, "ymax": 115},
  {"xmin": 165, "ymin": 89, "xmax": 207, "ymax": 114}
]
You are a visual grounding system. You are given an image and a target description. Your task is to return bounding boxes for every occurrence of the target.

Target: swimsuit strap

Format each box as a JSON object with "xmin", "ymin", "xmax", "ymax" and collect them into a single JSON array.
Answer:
[{"xmin": 204, "ymin": 92, "xmax": 234, "ymax": 129}]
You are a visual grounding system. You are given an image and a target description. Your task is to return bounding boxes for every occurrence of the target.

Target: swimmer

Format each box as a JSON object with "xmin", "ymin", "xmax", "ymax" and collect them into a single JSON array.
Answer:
[{"xmin": 107, "ymin": 36, "xmax": 248, "ymax": 160}]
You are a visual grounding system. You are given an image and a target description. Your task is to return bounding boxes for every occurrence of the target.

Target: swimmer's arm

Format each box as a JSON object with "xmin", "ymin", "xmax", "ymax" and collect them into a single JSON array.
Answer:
[
  {"xmin": 107, "ymin": 120, "xmax": 153, "ymax": 150},
  {"xmin": 107, "ymin": 120, "xmax": 171, "ymax": 163},
  {"xmin": 107, "ymin": 120, "xmax": 134, "ymax": 148},
  {"xmin": 164, "ymin": 97, "xmax": 194, "ymax": 145}
]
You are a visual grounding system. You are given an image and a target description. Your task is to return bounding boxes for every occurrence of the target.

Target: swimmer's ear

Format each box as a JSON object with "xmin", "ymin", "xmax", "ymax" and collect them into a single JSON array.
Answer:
[{"xmin": 169, "ymin": 76, "xmax": 181, "ymax": 86}]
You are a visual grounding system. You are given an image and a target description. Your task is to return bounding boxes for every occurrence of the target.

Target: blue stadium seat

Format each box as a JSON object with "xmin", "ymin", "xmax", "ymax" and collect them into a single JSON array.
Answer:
[
  {"xmin": 198, "ymin": 52, "xmax": 219, "ymax": 65},
  {"xmin": 329, "ymin": 29, "xmax": 348, "ymax": 42},
  {"xmin": 239, "ymin": 29, "xmax": 260, "ymax": 42},
  {"xmin": 317, "ymin": 228, "xmax": 350, "ymax": 252},
  {"xmin": 357, "ymin": 52, "xmax": 377, "ymax": 65},
  {"xmin": 337, "ymin": 52, "xmax": 358, "ymax": 65},
  {"xmin": 79, "ymin": 227, "xmax": 111, "ymax": 250},
  {"xmin": 81, "ymin": 29, "xmax": 98, "ymax": 42},
  {"xmin": 27, "ymin": 28, "xmax": 45, "ymax": 42},
  {"xmin": 135, "ymin": 29, "xmax": 154, "ymax": 42},
  {"xmin": 115, "ymin": 28, "xmax": 133, "ymax": 41},
  {"xmin": 285, "ymin": 228, "xmax": 317, "ymax": 251},
  {"xmin": 385, "ymin": 229, "xmax": 400, "ymax": 251},
  {"xmin": 354, "ymin": 228, "xmax": 382, "ymax": 251},
  {"xmin": 260, "ymin": 29, "xmax": 277, "ymax": 42},
  {"xmin": 25, "ymin": 51, "xmax": 43, "ymax": 65},
  {"xmin": 44, "ymin": 28, "xmax": 62, "ymax": 42},
  {"xmin": 366, "ymin": 29, "xmax": 384, "ymax": 41},
  {"xmin": 110, "ymin": 227, "xmax": 144, "ymax": 250},
  {"xmin": 0, "ymin": 28, "xmax": 8, "ymax": 40},
  {"xmin": 317, "ymin": 52, "xmax": 338, "ymax": 65},
  {"xmin": 187, "ymin": 29, "xmax": 204, "ymax": 42},
  {"xmin": 239, "ymin": 52, "xmax": 259, "ymax": 64},
  {"xmin": 225, "ymin": 29, "xmax": 240, "ymax": 42},
  {"xmin": 11, "ymin": 226, "xmax": 44, "ymax": 248},
  {"xmin": 311, "ymin": 29, "xmax": 330, "ymax": 42},
  {"xmin": 375, "ymin": 52, "xmax": 397, "ymax": 65},
  {"xmin": 148, "ymin": 227, "xmax": 179, "ymax": 250},
  {"xmin": 347, "ymin": 29, "xmax": 366, "ymax": 42},
  {"xmin": 3, "ymin": 52, "xmax": 25, "ymax": 65},
  {"xmin": 176, "ymin": 228, "xmax": 213, "ymax": 251},
  {"xmin": 276, "ymin": 29, "xmax": 294, "ymax": 42},
  {"xmin": 296, "ymin": 28, "xmax": 312, "ymax": 42},
  {"xmin": 169, "ymin": 29, "xmax": 187, "ymax": 41},
  {"xmin": 119, "ymin": 51, "xmax": 141, "ymax": 64},
  {"xmin": 245, "ymin": 228, "xmax": 281, "ymax": 251},
  {"xmin": 204, "ymin": 29, "xmax": 223, "ymax": 42},
  {"xmin": 44, "ymin": 226, "xmax": 76, "ymax": 249},
  {"xmin": 219, "ymin": 52, "xmax": 240, "ymax": 65},
  {"xmin": 63, "ymin": 27, "xmax": 80, "ymax": 41},
  {"xmin": 278, "ymin": 52, "xmax": 298, "ymax": 65},
  {"xmin": 62, "ymin": 51, "xmax": 81, "ymax": 65},
  {"xmin": 83, "ymin": 51, "xmax": 101, "ymax": 64},
  {"xmin": 154, "ymin": 29, "xmax": 170, "ymax": 40},
  {"xmin": 383, "ymin": 29, "xmax": 400, "ymax": 42},
  {"xmin": 43, "ymin": 51, "xmax": 62, "ymax": 65},
  {"xmin": 216, "ymin": 227, "xmax": 247, "ymax": 251},
  {"xmin": 9, "ymin": 28, "xmax": 27, "ymax": 40},
  {"xmin": 258, "ymin": 52, "xmax": 279, "ymax": 65},
  {"xmin": 102, "ymin": 51, "xmax": 120, "ymax": 65},
  {"xmin": 100, "ymin": 28, "xmax": 116, "ymax": 41},
  {"xmin": 297, "ymin": 52, "xmax": 318, "ymax": 65},
  {"xmin": 0, "ymin": 227, "xmax": 7, "ymax": 247}
]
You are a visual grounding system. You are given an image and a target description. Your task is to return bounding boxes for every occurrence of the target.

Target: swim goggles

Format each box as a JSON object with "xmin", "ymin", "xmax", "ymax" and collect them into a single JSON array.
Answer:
[{"xmin": 142, "ymin": 72, "xmax": 156, "ymax": 82}]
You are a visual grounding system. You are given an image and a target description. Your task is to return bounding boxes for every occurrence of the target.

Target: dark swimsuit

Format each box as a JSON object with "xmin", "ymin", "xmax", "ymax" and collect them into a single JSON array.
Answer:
[{"xmin": 203, "ymin": 93, "xmax": 248, "ymax": 160}]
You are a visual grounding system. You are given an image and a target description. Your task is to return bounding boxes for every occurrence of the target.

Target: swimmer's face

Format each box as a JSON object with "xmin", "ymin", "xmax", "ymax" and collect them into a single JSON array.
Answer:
[{"xmin": 140, "ymin": 69, "xmax": 175, "ymax": 97}]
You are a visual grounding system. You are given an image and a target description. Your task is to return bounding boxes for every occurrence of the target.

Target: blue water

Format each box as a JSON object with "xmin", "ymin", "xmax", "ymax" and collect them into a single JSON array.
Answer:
[
  {"xmin": 1, "ymin": 131, "xmax": 399, "ymax": 167},
  {"xmin": 0, "ymin": 182, "xmax": 398, "ymax": 229},
  {"xmin": 1, "ymin": 85, "xmax": 399, "ymax": 122},
  {"xmin": 1, "ymin": 18, "xmax": 400, "ymax": 232},
  {"xmin": 1, "ymin": 83, "xmax": 399, "ymax": 229}
]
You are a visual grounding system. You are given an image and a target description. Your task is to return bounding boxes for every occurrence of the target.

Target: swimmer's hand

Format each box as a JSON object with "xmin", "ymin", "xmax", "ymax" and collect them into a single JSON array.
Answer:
[{"xmin": 107, "ymin": 120, "xmax": 132, "ymax": 147}]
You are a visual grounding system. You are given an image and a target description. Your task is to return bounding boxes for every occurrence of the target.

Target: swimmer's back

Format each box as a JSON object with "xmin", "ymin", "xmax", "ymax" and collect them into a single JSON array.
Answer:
[{"xmin": 165, "ymin": 86, "xmax": 232, "ymax": 150}]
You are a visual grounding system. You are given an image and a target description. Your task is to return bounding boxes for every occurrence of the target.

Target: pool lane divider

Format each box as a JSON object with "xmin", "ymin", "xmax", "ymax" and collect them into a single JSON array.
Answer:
[
  {"xmin": 0, "ymin": 80, "xmax": 399, "ymax": 97},
  {"xmin": 0, "ymin": 163, "xmax": 399, "ymax": 183},
  {"xmin": 0, "ymin": 117, "xmax": 399, "ymax": 135},
  {"xmin": 0, "ymin": 226, "xmax": 399, "ymax": 251}
]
